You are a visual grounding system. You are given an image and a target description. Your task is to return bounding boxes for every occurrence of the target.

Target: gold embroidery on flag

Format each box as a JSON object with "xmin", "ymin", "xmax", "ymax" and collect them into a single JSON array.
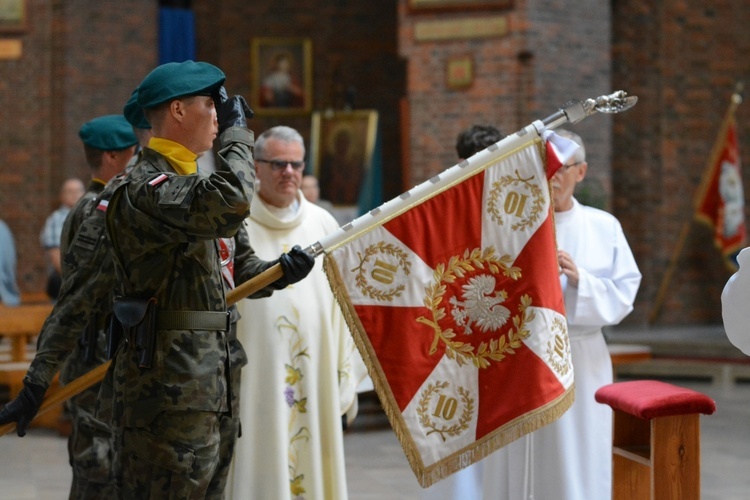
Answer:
[
  {"xmin": 487, "ymin": 170, "xmax": 545, "ymax": 231},
  {"xmin": 416, "ymin": 247, "xmax": 534, "ymax": 368},
  {"xmin": 351, "ymin": 241, "xmax": 412, "ymax": 301},
  {"xmin": 417, "ymin": 381, "xmax": 474, "ymax": 441},
  {"xmin": 545, "ymin": 317, "xmax": 572, "ymax": 375}
]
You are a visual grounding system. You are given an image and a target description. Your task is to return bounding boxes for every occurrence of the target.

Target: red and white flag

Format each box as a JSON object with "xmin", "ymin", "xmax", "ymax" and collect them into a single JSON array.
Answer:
[
  {"xmin": 324, "ymin": 133, "xmax": 577, "ymax": 487},
  {"xmin": 695, "ymin": 102, "xmax": 746, "ymax": 271}
]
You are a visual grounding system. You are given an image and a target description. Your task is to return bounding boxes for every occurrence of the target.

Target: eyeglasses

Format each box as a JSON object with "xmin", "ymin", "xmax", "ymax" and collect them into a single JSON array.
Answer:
[
  {"xmin": 256, "ymin": 159, "xmax": 305, "ymax": 172},
  {"xmin": 562, "ymin": 161, "xmax": 583, "ymax": 170}
]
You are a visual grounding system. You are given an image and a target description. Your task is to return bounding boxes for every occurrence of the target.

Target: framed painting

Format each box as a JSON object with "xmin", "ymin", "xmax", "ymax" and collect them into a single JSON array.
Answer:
[
  {"xmin": 251, "ymin": 37, "xmax": 312, "ymax": 116},
  {"xmin": 0, "ymin": 0, "xmax": 26, "ymax": 33},
  {"xmin": 310, "ymin": 110, "xmax": 379, "ymax": 209},
  {"xmin": 408, "ymin": 0, "xmax": 512, "ymax": 12},
  {"xmin": 445, "ymin": 54, "xmax": 474, "ymax": 90}
]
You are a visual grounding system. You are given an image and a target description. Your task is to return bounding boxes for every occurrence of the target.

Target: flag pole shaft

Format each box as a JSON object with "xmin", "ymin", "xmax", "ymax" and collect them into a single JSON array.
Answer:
[
  {"xmin": 311, "ymin": 91, "xmax": 637, "ymax": 257},
  {"xmin": 2, "ymin": 90, "xmax": 637, "ymax": 437}
]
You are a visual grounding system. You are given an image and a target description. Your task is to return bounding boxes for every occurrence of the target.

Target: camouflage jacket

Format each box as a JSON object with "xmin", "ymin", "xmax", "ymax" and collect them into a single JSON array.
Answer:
[
  {"xmin": 25, "ymin": 186, "xmax": 119, "ymax": 388},
  {"xmin": 57, "ymin": 180, "xmax": 110, "ymax": 387},
  {"xmin": 104, "ymin": 126, "xmax": 266, "ymax": 427}
]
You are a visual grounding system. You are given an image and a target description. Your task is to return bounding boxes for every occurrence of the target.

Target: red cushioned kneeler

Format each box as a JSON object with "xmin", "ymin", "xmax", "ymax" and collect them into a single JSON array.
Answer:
[{"xmin": 595, "ymin": 380, "xmax": 716, "ymax": 500}]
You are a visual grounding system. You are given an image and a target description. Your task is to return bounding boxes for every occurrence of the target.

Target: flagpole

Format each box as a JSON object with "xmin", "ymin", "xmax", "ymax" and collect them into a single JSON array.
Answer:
[
  {"xmin": 1, "ymin": 90, "xmax": 637, "ymax": 438},
  {"xmin": 309, "ymin": 91, "xmax": 637, "ymax": 257},
  {"xmin": 648, "ymin": 84, "xmax": 743, "ymax": 323}
]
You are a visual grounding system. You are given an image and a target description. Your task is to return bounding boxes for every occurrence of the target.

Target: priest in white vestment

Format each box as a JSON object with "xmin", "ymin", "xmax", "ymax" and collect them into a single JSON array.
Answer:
[
  {"xmin": 227, "ymin": 126, "xmax": 365, "ymax": 500},
  {"xmin": 482, "ymin": 129, "xmax": 642, "ymax": 500}
]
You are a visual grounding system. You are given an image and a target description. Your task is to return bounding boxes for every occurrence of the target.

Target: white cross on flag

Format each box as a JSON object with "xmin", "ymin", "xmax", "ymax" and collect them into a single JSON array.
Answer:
[{"xmin": 324, "ymin": 132, "xmax": 578, "ymax": 487}]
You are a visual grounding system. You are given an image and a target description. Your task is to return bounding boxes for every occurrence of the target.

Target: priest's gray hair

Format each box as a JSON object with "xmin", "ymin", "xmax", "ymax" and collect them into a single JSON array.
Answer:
[
  {"xmin": 255, "ymin": 125, "xmax": 306, "ymax": 159},
  {"xmin": 555, "ymin": 128, "xmax": 586, "ymax": 163}
]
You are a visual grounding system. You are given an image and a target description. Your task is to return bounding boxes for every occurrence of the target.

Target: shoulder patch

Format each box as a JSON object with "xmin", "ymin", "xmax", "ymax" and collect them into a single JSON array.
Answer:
[{"xmin": 158, "ymin": 175, "xmax": 198, "ymax": 208}]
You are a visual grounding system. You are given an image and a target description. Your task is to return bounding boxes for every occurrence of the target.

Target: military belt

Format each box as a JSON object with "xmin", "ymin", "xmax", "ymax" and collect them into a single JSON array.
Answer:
[{"xmin": 157, "ymin": 310, "xmax": 230, "ymax": 331}]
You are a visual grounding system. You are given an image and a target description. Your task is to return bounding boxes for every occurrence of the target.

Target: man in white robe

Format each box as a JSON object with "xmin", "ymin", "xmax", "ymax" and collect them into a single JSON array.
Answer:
[
  {"xmin": 227, "ymin": 126, "xmax": 365, "ymax": 500},
  {"xmin": 482, "ymin": 128, "xmax": 642, "ymax": 499}
]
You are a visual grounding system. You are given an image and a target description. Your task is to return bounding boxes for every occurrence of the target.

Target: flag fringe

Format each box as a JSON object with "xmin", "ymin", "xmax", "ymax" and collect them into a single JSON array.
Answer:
[{"xmin": 324, "ymin": 254, "xmax": 575, "ymax": 488}]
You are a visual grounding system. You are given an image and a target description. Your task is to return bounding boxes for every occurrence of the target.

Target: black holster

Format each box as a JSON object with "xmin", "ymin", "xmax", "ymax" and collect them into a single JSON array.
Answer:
[
  {"xmin": 79, "ymin": 318, "xmax": 98, "ymax": 364},
  {"xmin": 112, "ymin": 297, "xmax": 158, "ymax": 369},
  {"xmin": 106, "ymin": 313, "xmax": 124, "ymax": 360}
]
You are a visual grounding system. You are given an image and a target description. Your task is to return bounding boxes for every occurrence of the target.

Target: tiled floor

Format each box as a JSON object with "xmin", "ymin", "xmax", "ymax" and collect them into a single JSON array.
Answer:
[{"xmin": 0, "ymin": 377, "xmax": 748, "ymax": 499}]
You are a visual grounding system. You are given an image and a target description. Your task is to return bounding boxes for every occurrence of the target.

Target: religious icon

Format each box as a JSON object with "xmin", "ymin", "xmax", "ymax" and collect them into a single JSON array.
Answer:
[
  {"xmin": 310, "ymin": 110, "xmax": 378, "ymax": 209},
  {"xmin": 251, "ymin": 37, "xmax": 312, "ymax": 116}
]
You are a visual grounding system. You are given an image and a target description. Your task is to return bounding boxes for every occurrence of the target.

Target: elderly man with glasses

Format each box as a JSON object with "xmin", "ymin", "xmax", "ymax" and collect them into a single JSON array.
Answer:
[{"xmin": 227, "ymin": 125, "xmax": 366, "ymax": 500}]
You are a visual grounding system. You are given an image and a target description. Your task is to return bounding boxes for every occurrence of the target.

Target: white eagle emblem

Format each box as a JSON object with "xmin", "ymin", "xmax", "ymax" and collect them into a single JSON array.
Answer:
[{"xmin": 449, "ymin": 274, "xmax": 510, "ymax": 334}]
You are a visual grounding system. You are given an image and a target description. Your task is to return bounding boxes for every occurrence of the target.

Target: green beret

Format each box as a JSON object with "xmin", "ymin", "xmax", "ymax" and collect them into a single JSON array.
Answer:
[
  {"xmin": 137, "ymin": 60, "xmax": 226, "ymax": 109},
  {"xmin": 79, "ymin": 115, "xmax": 138, "ymax": 151},
  {"xmin": 123, "ymin": 88, "xmax": 151, "ymax": 129}
]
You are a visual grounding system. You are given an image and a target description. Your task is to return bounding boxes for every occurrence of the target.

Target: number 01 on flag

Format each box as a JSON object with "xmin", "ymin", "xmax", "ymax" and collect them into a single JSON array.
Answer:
[{"xmin": 324, "ymin": 133, "xmax": 577, "ymax": 487}]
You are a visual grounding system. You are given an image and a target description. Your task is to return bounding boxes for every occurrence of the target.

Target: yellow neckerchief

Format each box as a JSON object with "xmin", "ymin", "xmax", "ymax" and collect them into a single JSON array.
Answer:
[
  {"xmin": 148, "ymin": 137, "xmax": 198, "ymax": 175},
  {"xmin": 91, "ymin": 178, "xmax": 106, "ymax": 187}
]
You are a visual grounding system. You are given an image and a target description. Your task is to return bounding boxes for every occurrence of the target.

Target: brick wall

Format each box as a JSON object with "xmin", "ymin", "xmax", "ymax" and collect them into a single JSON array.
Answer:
[
  {"xmin": 193, "ymin": 0, "xmax": 404, "ymax": 202},
  {"xmin": 613, "ymin": 1, "xmax": 750, "ymax": 324},
  {"xmin": 2, "ymin": 0, "xmax": 749, "ymax": 327},
  {"xmin": 398, "ymin": 0, "xmax": 611, "ymax": 199},
  {"xmin": 0, "ymin": 0, "xmax": 156, "ymax": 295}
]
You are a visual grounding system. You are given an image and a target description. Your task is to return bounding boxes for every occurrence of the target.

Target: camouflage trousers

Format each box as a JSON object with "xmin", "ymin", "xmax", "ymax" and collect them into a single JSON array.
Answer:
[
  {"xmin": 66, "ymin": 385, "xmax": 120, "ymax": 500},
  {"xmin": 120, "ymin": 409, "xmax": 239, "ymax": 500}
]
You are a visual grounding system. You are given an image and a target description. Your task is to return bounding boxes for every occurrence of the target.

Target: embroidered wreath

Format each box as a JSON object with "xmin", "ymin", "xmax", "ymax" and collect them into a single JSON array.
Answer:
[
  {"xmin": 416, "ymin": 247, "xmax": 535, "ymax": 369},
  {"xmin": 351, "ymin": 242, "xmax": 411, "ymax": 302},
  {"xmin": 417, "ymin": 381, "xmax": 474, "ymax": 441},
  {"xmin": 545, "ymin": 317, "xmax": 572, "ymax": 376},
  {"xmin": 487, "ymin": 170, "xmax": 545, "ymax": 231}
]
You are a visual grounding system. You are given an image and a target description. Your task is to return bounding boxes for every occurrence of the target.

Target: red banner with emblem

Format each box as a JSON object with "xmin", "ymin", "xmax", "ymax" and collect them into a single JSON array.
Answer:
[
  {"xmin": 324, "ymin": 135, "xmax": 575, "ymax": 487},
  {"xmin": 695, "ymin": 103, "xmax": 746, "ymax": 271}
]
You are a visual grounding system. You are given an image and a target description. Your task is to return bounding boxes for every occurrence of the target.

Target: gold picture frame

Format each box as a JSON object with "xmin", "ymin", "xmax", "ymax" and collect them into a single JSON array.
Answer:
[
  {"xmin": 408, "ymin": 0, "xmax": 512, "ymax": 12},
  {"xmin": 251, "ymin": 37, "xmax": 313, "ymax": 116},
  {"xmin": 310, "ymin": 110, "xmax": 379, "ymax": 208},
  {"xmin": 446, "ymin": 55, "xmax": 474, "ymax": 90},
  {"xmin": 0, "ymin": 0, "xmax": 26, "ymax": 33}
]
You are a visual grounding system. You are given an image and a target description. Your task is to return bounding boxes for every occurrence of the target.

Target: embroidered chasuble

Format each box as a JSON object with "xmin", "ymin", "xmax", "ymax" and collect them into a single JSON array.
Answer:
[{"xmin": 227, "ymin": 192, "xmax": 365, "ymax": 500}]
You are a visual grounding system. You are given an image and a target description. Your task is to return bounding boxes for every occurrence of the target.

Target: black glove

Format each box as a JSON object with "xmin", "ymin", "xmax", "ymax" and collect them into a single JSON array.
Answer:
[
  {"xmin": 0, "ymin": 380, "xmax": 46, "ymax": 437},
  {"xmin": 272, "ymin": 245, "xmax": 315, "ymax": 289},
  {"xmin": 214, "ymin": 86, "xmax": 254, "ymax": 133}
]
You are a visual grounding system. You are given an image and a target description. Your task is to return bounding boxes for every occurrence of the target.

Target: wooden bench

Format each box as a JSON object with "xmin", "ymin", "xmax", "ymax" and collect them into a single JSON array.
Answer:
[
  {"xmin": 0, "ymin": 302, "xmax": 67, "ymax": 433},
  {"xmin": 595, "ymin": 380, "xmax": 716, "ymax": 499}
]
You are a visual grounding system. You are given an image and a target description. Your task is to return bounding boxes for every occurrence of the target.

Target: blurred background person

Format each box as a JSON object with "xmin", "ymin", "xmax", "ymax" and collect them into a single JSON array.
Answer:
[
  {"xmin": 39, "ymin": 177, "xmax": 84, "ymax": 301},
  {"xmin": 0, "ymin": 217, "xmax": 21, "ymax": 306},
  {"xmin": 301, "ymin": 173, "xmax": 335, "ymax": 216}
]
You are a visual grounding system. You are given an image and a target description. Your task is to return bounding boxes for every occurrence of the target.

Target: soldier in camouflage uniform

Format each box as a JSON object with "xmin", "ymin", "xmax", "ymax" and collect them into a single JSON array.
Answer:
[
  {"xmin": 0, "ymin": 61, "xmax": 314, "ymax": 498},
  {"xmin": 59, "ymin": 115, "xmax": 136, "ymax": 499},
  {"xmin": 100, "ymin": 61, "xmax": 313, "ymax": 499}
]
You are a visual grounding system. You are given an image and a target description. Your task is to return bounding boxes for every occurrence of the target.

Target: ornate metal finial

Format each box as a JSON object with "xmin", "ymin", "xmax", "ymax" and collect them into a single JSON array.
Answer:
[
  {"xmin": 542, "ymin": 90, "xmax": 638, "ymax": 129},
  {"xmin": 584, "ymin": 90, "xmax": 638, "ymax": 115}
]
